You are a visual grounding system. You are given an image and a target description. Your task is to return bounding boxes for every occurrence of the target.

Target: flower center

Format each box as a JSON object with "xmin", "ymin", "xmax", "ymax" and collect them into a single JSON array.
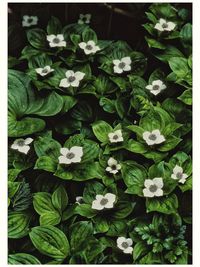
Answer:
[
  {"xmin": 118, "ymin": 62, "xmax": 126, "ymax": 69},
  {"xmin": 176, "ymin": 172, "xmax": 183, "ymax": 179},
  {"xmin": 152, "ymin": 85, "xmax": 160, "ymax": 90},
  {"xmin": 27, "ymin": 18, "xmax": 33, "ymax": 23},
  {"xmin": 100, "ymin": 198, "xmax": 108, "ymax": 206},
  {"xmin": 149, "ymin": 184, "xmax": 158, "ymax": 193},
  {"xmin": 121, "ymin": 242, "xmax": 129, "ymax": 249},
  {"xmin": 112, "ymin": 134, "xmax": 119, "ymax": 140},
  {"xmin": 53, "ymin": 37, "xmax": 60, "ymax": 44},
  {"xmin": 16, "ymin": 140, "xmax": 25, "ymax": 146},
  {"xmin": 85, "ymin": 44, "xmax": 93, "ymax": 50},
  {"xmin": 162, "ymin": 23, "xmax": 168, "ymax": 29},
  {"xmin": 42, "ymin": 68, "xmax": 48, "ymax": 74},
  {"xmin": 111, "ymin": 165, "xmax": 117, "ymax": 170},
  {"xmin": 68, "ymin": 76, "xmax": 76, "ymax": 83},
  {"xmin": 66, "ymin": 152, "xmax": 75, "ymax": 159},
  {"xmin": 149, "ymin": 134, "xmax": 157, "ymax": 141}
]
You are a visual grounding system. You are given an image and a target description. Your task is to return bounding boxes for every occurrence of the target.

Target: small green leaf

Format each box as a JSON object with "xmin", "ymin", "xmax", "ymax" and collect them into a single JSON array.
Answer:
[
  {"xmin": 52, "ymin": 185, "xmax": 68, "ymax": 212},
  {"xmin": 146, "ymin": 194, "xmax": 178, "ymax": 214},
  {"xmin": 92, "ymin": 120, "xmax": 113, "ymax": 143}
]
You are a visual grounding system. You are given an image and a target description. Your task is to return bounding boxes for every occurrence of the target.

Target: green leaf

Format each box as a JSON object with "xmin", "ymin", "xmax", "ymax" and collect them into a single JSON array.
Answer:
[
  {"xmin": 92, "ymin": 120, "xmax": 113, "ymax": 143},
  {"xmin": 113, "ymin": 201, "xmax": 135, "ymax": 219},
  {"xmin": 83, "ymin": 181, "xmax": 105, "ymax": 204},
  {"xmin": 35, "ymin": 156, "xmax": 57, "ymax": 172},
  {"xmin": 47, "ymin": 16, "xmax": 62, "ymax": 35},
  {"xmin": 33, "ymin": 192, "xmax": 55, "ymax": 215},
  {"xmin": 82, "ymin": 28, "xmax": 97, "ymax": 43},
  {"xmin": 40, "ymin": 211, "xmax": 61, "ymax": 226},
  {"xmin": 168, "ymin": 57, "xmax": 189, "ymax": 78},
  {"xmin": 52, "ymin": 185, "xmax": 68, "ymax": 212},
  {"xmin": 178, "ymin": 89, "xmax": 192, "ymax": 105},
  {"xmin": 133, "ymin": 241, "xmax": 149, "ymax": 261},
  {"xmin": 34, "ymin": 136, "xmax": 61, "ymax": 160},
  {"xmin": 70, "ymin": 221, "xmax": 93, "ymax": 252},
  {"xmin": 158, "ymin": 135, "xmax": 182, "ymax": 152},
  {"xmin": 145, "ymin": 37, "xmax": 166, "ymax": 49},
  {"xmin": 106, "ymin": 220, "xmax": 127, "ymax": 236},
  {"xmin": 8, "ymin": 253, "xmax": 41, "ymax": 264},
  {"xmin": 71, "ymin": 101, "xmax": 93, "ymax": 121},
  {"xmin": 75, "ymin": 204, "xmax": 97, "ymax": 218},
  {"xmin": 8, "ymin": 211, "xmax": 30, "ymax": 239},
  {"xmin": 146, "ymin": 194, "xmax": 178, "ymax": 214},
  {"xmin": 99, "ymin": 97, "xmax": 116, "ymax": 113},
  {"xmin": 27, "ymin": 28, "xmax": 47, "ymax": 49},
  {"xmin": 125, "ymin": 139, "xmax": 148, "ymax": 154},
  {"xmin": 29, "ymin": 225, "xmax": 70, "ymax": 259},
  {"xmin": 180, "ymin": 23, "xmax": 192, "ymax": 46}
]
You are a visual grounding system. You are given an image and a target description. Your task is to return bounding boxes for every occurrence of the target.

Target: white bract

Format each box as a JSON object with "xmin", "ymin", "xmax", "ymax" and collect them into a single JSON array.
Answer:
[
  {"xmin": 47, "ymin": 34, "xmax": 66, "ymax": 47},
  {"xmin": 22, "ymin": 15, "xmax": 38, "ymax": 27},
  {"xmin": 78, "ymin": 13, "xmax": 91, "ymax": 24},
  {"xmin": 143, "ymin": 177, "xmax": 164, "ymax": 197},
  {"xmin": 106, "ymin": 157, "xmax": 121, "ymax": 174},
  {"xmin": 171, "ymin": 165, "xmax": 188, "ymax": 184},
  {"xmin": 75, "ymin": 196, "xmax": 84, "ymax": 205},
  {"xmin": 35, "ymin": 66, "xmax": 54, "ymax": 77},
  {"xmin": 92, "ymin": 193, "xmax": 116, "ymax": 210},
  {"xmin": 143, "ymin": 129, "xmax": 165, "ymax": 146},
  {"xmin": 145, "ymin": 80, "xmax": 166, "ymax": 96},
  {"xmin": 59, "ymin": 70, "xmax": 85, "ymax": 88},
  {"xmin": 108, "ymin": 130, "xmax": 124, "ymax": 143},
  {"xmin": 58, "ymin": 146, "xmax": 83, "ymax": 165},
  {"xmin": 113, "ymin": 57, "xmax": 132, "ymax": 74},
  {"xmin": 117, "ymin": 237, "xmax": 133, "ymax": 254},
  {"xmin": 78, "ymin": 40, "xmax": 100, "ymax": 55},
  {"xmin": 154, "ymin": 18, "xmax": 176, "ymax": 32},
  {"xmin": 11, "ymin": 138, "xmax": 33, "ymax": 154}
]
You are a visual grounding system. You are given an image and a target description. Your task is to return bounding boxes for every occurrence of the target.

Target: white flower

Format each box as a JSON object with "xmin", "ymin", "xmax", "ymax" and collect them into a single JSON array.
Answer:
[
  {"xmin": 143, "ymin": 129, "xmax": 165, "ymax": 146},
  {"xmin": 59, "ymin": 70, "xmax": 85, "ymax": 88},
  {"xmin": 106, "ymin": 157, "xmax": 121, "ymax": 174},
  {"xmin": 92, "ymin": 193, "xmax": 116, "ymax": 210},
  {"xmin": 143, "ymin": 178, "xmax": 164, "ymax": 198},
  {"xmin": 108, "ymin": 130, "xmax": 124, "ymax": 143},
  {"xmin": 58, "ymin": 146, "xmax": 83, "ymax": 165},
  {"xmin": 171, "ymin": 165, "xmax": 188, "ymax": 184},
  {"xmin": 154, "ymin": 18, "xmax": 176, "ymax": 32},
  {"xmin": 35, "ymin": 66, "xmax": 54, "ymax": 77},
  {"xmin": 11, "ymin": 138, "xmax": 33, "ymax": 154},
  {"xmin": 146, "ymin": 80, "xmax": 166, "ymax": 96},
  {"xmin": 78, "ymin": 13, "xmax": 91, "ymax": 24},
  {"xmin": 46, "ymin": 34, "xmax": 66, "ymax": 48},
  {"xmin": 113, "ymin": 57, "xmax": 132, "ymax": 74},
  {"xmin": 117, "ymin": 237, "xmax": 133, "ymax": 254},
  {"xmin": 22, "ymin": 15, "xmax": 38, "ymax": 27},
  {"xmin": 78, "ymin": 40, "xmax": 100, "ymax": 55},
  {"xmin": 75, "ymin": 196, "xmax": 84, "ymax": 205}
]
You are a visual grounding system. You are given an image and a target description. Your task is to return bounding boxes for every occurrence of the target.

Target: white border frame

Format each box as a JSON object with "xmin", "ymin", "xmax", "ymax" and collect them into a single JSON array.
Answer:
[{"xmin": 1, "ymin": 0, "xmax": 199, "ymax": 266}]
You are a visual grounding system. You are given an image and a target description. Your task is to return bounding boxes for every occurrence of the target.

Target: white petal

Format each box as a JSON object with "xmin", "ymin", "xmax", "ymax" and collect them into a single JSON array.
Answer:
[
  {"xmin": 126, "ymin": 238, "xmax": 133, "ymax": 246},
  {"xmin": 108, "ymin": 132, "xmax": 114, "ymax": 139},
  {"xmin": 109, "ymin": 169, "xmax": 119, "ymax": 174},
  {"xmin": 154, "ymin": 23, "xmax": 164, "ymax": 32},
  {"xmin": 146, "ymin": 84, "xmax": 153, "ymax": 90},
  {"xmin": 59, "ymin": 78, "xmax": 70, "ymax": 88},
  {"xmin": 159, "ymin": 18, "xmax": 167, "ymax": 24},
  {"xmin": 70, "ymin": 146, "xmax": 83, "ymax": 157},
  {"xmin": 166, "ymin": 22, "xmax": 176, "ymax": 31},
  {"xmin": 123, "ymin": 247, "xmax": 133, "ymax": 254},
  {"xmin": 58, "ymin": 155, "xmax": 71, "ymax": 164},
  {"xmin": 105, "ymin": 193, "xmax": 116, "ymax": 203},
  {"xmin": 171, "ymin": 174, "xmax": 178, "ymax": 180},
  {"xmin": 150, "ymin": 89, "xmax": 162, "ymax": 95},
  {"xmin": 179, "ymin": 177, "xmax": 187, "ymax": 184},
  {"xmin": 114, "ymin": 130, "xmax": 122, "ymax": 137},
  {"xmin": 79, "ymin": 42, "xmax": 86, "ymax": 49},
  {"xmin": 35, "ymin": 68, "xmax": 43, "ymax": 75},
  {"xmin": 151, "ymin": 129, "xmax": 161, "ymax": 136},
  {"xmin": 24, "ymin": 137, "xmax": 33, "ymax": 145},
  {"xmin": 84, "ymin": 48, "xmax": 93, "ymax": 55},
  {"xmin": 152, "ymin": 80, "xmax": 163, "ymax": 86},
  {"xmin": 58, "ymin": 41, "xmax": 66, "ymax": 47},
  {"xmin": 74, "ymin": 71, "xmax": 85, "ymax": 81},
  {"xmin": 65, "ymin": 70, "xmax": 74, "ymax": 78},
  {"xmin": 153, "ymin": 177, "xmax": 163, "ymax": 188},
  {"xmin": 22, "ymin": 21, "xmax": 30, "ymax": 27},
  {"xmin": 123, "ymin": 65, "xmax": 131, "ymax": 72},
  {"xmin": 18, "ymin": 145, "xmax": 30, "ymax": 154},
  {"xmin": 87, "ymin": 40, "xmax": 95, "ymax": 46},
  {"xmin": 106, "ymin": 166, "xmax": 112, "ymax": 173},
  {"xmin": 60, "ymin": 147, "xmax": 69, "ymax": 156},
  {"xmin": 121, "ymin": 57, "xmax": 132, "ymax": 65},
  {"xmin": 108, "ymin": 157, "xmax": 118, "ymax": 166},
  {"xmin": 161, "ymin": 84, "xmax": 167, "ymax": 90},
  {"xmin": 114, "ymin": 66, "xmax": 123, "ymax": 74},
  {"xmin": 154, "ymin": 188, "xmax": 163, "ymax": 197},
  {"xmin": 92, "ymin": 200, "xmax": 104, "ymax": 210},
  {"xmin": 143, "ymin": 188, "xmax": 154, "ymax": 197},
  {"xmin": 95, "ymin": 195, "xmax": 104, "ymax": 201},
  {"xmin": 104, "ymin": 201, "xmax": 114, "ymax": 208},
  {"xmin": 57, "ymin": 34, "xmax": 64, "ymax": 41},
  {"xmin": 182, "ymin": 173, "xmax": 188, "ymax": 179},
  {"xmin": 78, "ymin": 19, "xmax": 83, "ymax": 24},
  {"xmin": 117, "ymin": 237, "xmax": 126, "ymax": 245},
  {"xmin": 142, "ymin": 131, "xmax": 150, "ymax": 141},
  {"xmin": 71, "ymin": 156, "xmax": 82, "ymax": 163},
  {"xmin": 11, "ymin": 143, "xmax": 19, "ymax": 150},
  {"xmin": 92, "ymin": 46, "xmax": 100, "ymax": 53},
  {"xmin": 23, "ymin": 15, "xmax": 29, "ymax": 21},
  {"xmin": 70, "ymin": 79, "xmax": 80, "ymax": 87},
  {"xmin": 116, "ymin": 164, "xmax": 121, "ymax": 170},
  {"xmin": 47, "ymin": 34, "xmax": 56, "ymax": 42},
  {"xmin": 144, "ymin": 179, "xmax": 154, "ymax": 188},
  {"xmin": 113, "ymin": 59, "xmax": 121, "ymax": 66},
  {"xmin": 154, "ymin": 134, "xmax": 165, "ymax": 144},
  {"xmin": 173, "ymin": 165, "xmax": 183, "ymax": 175},
  {"xmin": 145, "ymin": 139, "xmax": 155, "ymax": 146}
]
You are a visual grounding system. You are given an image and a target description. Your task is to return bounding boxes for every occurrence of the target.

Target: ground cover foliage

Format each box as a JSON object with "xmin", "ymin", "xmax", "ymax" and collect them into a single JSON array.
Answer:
[{"xmin": 8, "ymin": 3, "xmax": 192, "ymax": 264}]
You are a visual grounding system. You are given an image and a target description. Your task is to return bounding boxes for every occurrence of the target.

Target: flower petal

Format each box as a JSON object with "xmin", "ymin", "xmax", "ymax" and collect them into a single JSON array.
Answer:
[
  {"xmin": 58, "ymin": 155, "xmax": 71, "ymax": 164},
  {"xmin": 70, "ymin": 80, "xmax": 80, "ymax": 87},
  {"xmin": 152, "ymin": 80, "xmax": 163, "ymax": 86},
  {"xmin": 154, "ymin": 134, "xmax": 165, "ymax": 144},
  {"xmin": 74, "ymin": 71, "xmax": 85, "ymax": 81},
  {"xmin": 60, "ymin": 147, "xmax": 69, "ymax": 156},
  {"xmin": 18, "ymin": 145, "xmax": 30, "ymax": 154},
  {"xmin": 95, "ymin": 195, "xmax": 104, "ymax": 201},
  {"xmin": 108, "ymin": 157, "xmax": 118, "ymax": 166},
  {"xmin": 123, "ymin": 65, "xmax": 131, "ymax": 72},
  {"xmin": 113, "ymin": 59, "xmax": 120, "ymax": 66},
  {"xmin": 173, "ymin": 165, "xmax": 183, "ymax": 175},
  {"xmin": 151, "ymin": 129, "xmax": 161, "ymax": 136},
  {"xmin": 154, "ymin": 188, "xmax": 163, "ymax": 197},
  {"xmin": 126, "ymin": 238, "xmax": 133, "ymax": 246},
  {"xmin": 144, "ymin": 179, "xmax": 154, "ymax": 188},
  {"xmin": 154, "ymin": 23, "xmax": 164, "ymax": 31},
  {"xmin": 57, "ymin": 34, "xmax": 64, "ymax": 41},
  {"xmin": 47, "ymin": 34, "xmax": 56, "ymax": 42},
  {"xmin": 59, "ymin": 78, "xmax": 70, "ymax": 88},
  {"xmin": 143, "ymin": 188, "xmax": 154, "ymax": 197},
  {"xmin": 92, "ymin": 200, "xmax": 104, "ymax": 210},
  {"xmin": 24, "ymin": 138, "xmax": 33, "ymax": 145},
  {"xmin": 79, "ymin": 42, "xmax": 86, "ymax": 49},
  {"xmin": 106, "ymin": 167, "xmax": 112, "ymax": 173},
  {"xmin": 171, "ymin": 174, "xmax": 178, "ymax": 180},
  {"xmin": 150, "ymin": 89, "xmax": 162, "ymax": 95},
  {"xmin": 142, "ymin": 131, "xmax": 150, "ymax": 141},
  {"xmin": 114, "ymin": 129, "xmax": 122, "ymax": 137},
  {"xmin": 87, "ymin": 40, "xmax": 95, "ymax": 46},
  {"xmin": 121, "ymin": 57, "xmax": 132, "ymax": 65},
  {"xmin": 104, "ymin": 201, "xmax": 114, "ymax": 208},
  {"xmin": 117, "ymin": 237, "xmax": 126, "ymax": 245},
  {"xmin": 105, "ymin": 193, "xmax": 116, "ymax": 203},
  {"xmin": 70, "ymin": 146, "xmax": 83, "ymax": 157},
  {"xmin": 153, "ymin": 177, "xmax": 163, "ymax": 189},
  {"xmin": 114, "ymin": 66, "xmax": 123, "ymax": 74},
  {"xmin": 166, "ymin": 22, "xmax": 176, "ymax": 31},
  {"xmin": 58, "ymin": 41, "xmax": 66, "ymax": 47},
  {"xmin": 146, "ymin": 84, "xmax": 153, "ymax": 90},
  {"xmin": 123, "ymin": 247, "xmax": 133, "ymax": 254},
  {"xmin": 71, "ymin": 156, "xmax": 82, "ymax": 163}
]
